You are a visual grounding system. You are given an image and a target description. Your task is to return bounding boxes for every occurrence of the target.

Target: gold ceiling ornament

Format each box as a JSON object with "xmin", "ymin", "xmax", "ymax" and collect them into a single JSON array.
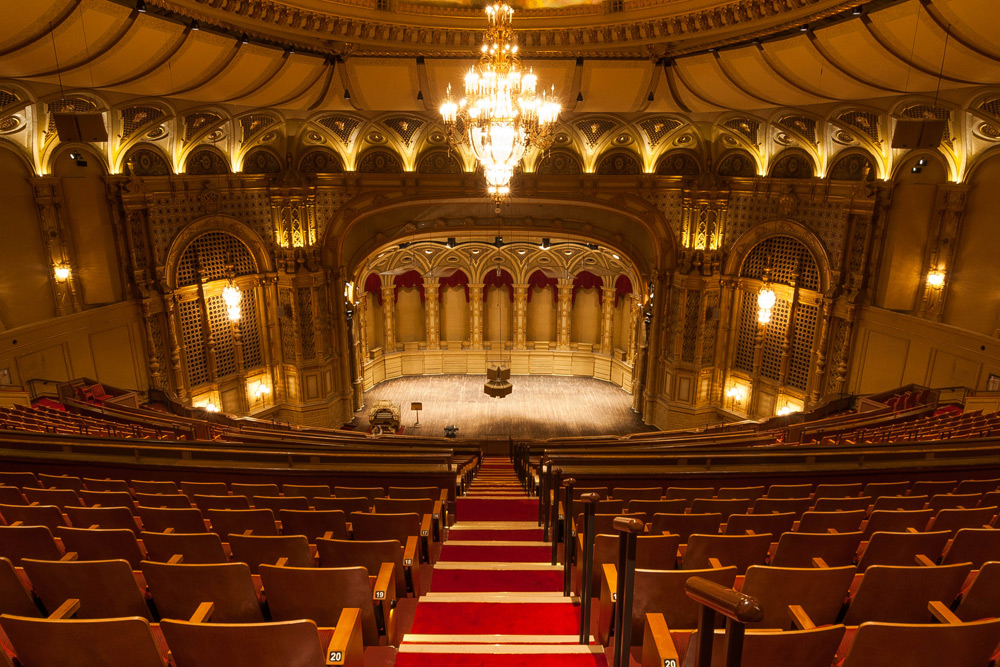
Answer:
[{"xmin": 440, "ymin": 2, "xmax": 560, "ymax": 205}]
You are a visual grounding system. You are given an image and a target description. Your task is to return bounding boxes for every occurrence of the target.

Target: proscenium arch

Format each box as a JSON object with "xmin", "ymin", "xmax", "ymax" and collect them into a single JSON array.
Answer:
[
  {"xmin": 723, "ymin": 220, "xmax": 833, "ymax": 295},
  {"xmin": 163, "ymin": 215, "xmax": 275, "ymax": 291},
  {"xmin": 321, "ymin": 193, "xmax": 677, "ymax": 281}
]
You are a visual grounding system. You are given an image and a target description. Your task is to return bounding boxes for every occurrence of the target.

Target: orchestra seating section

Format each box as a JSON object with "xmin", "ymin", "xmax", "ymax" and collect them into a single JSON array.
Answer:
[{"xmin": 1, "ymin": 384, "xmax": 1000, "ymax": 665}]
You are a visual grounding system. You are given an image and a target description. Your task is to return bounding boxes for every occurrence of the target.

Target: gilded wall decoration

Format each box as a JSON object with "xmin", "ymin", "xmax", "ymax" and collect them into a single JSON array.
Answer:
[
  {"xmin": 242, "ymin": 148, "xmax": 282, "ymax": 174},
  {"xmin": 299, "ymin": 148, "xmax": 344, "ymax": 174},
  {"xmin": 357, "ymin": 149, "xmax": 403, "ymax": 173},
  {"xmin": 185, "ymin": 147, "xmax": 230, "ymax": 175},
  {"xmin": 655, "ymin": 151, "xmax": 700, "ymax": 176},
  {"xmin": 416, "ymin": 150, "xmax": 462, "ymax": 174},
  {"xmin": 124, "ymin": 146, "xmax": 171, "ymax": 176},
  {"xmin": 829, "ymin": 152, "xmax": 875, "ymax": 181},
  {"xmin": 717, "ymin": 152, "xmax": 756, "ymax": 177},
  {"xmin": 769, "ymin": 150, "xmax": 814, "ymax": 179},
  {"xmin": 596, "ymin": 151, "xmax": 641, "ymax": 175},
  {"xmin": 535, "ymin": 150, "xmax": 582, "ymax": 175}
]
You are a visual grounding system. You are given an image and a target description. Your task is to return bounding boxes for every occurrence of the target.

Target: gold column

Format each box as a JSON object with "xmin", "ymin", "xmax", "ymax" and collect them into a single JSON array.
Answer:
[
  {"xmin": 424, "ymin": 281, "xmax": 441, "ymax": 350},
  {"xmin": 513, "ymin": 284, "xmax": 528, "ymax": 350},
  {"xmin": 380, "ymin": 285, "xmax": 397, "ymax": 353},
  {"xmin": 627, "ymin": 295, "xmax": 640, "ymax": 363},
  {"xmin": 599, "ymin": 286, "xmax": 616, "ymax": 355},
  {"xmin": 356, "ymin": 293, "xmax": 370, "ymax": 363},
  {"xmin": 556, "ymin": 280, "xmax": 573, "ymax": 350},
  {"xmin": 470, "ymin": 283, "xmax": 484, "ymax": 350},
  {"xmin": 164, "ymin": 293, "xmax": 188, "ymax": 402}
]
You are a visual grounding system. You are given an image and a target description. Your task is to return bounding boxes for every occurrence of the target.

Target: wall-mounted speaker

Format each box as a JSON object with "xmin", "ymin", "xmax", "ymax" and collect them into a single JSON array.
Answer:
[
  {"xmin": 891, "ymin": 119, "xmax": 946, "ymax": 150},
  {"xmin": 53, "ymin": 113, "xmax": 108, "ymax": 143}
]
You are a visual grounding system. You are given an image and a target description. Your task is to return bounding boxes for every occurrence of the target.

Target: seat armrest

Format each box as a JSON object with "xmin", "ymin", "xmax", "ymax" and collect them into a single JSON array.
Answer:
[
  {"xmin": 420, "ymin": 514, "xmax": 433, "ymax": 563},
  {"xmin": 168, "ymin": 554, "xmax": 184, "ymax": 564},
  {"xmin": 641, "ymin": 613, "xmax": 680, "ymax": 667},
  {"xmin": 326, "ymin": 607, "xmax": 364, "ymax": 667},
  {"xmin": 60, "ymin": 552, "xmax": 78, "ymax": 562},
  {"xmin": 48, "ymin": 599, "xmax": 81, "ymax": 620},
  {"xmin": 914, "ymin": 554, "xmax": 936, "ymax": 567},
  {"xmin": 189, "ymin": 601, "xmax": 215, "ymax": 624},
  {"xmin": 928, "ymin": 600, "xmax": 961, "ymax": 625},
  {"xmin": 597, "ymin": 563, "xmax": 618, "ymax": 645},
  {"xmin": 788, "ymin": 604, "xmax": 815, "ymax": 630},
  {"xmin": 374, "ymin": 562, "xmax": 398, "ymax": 644},
  {"xmin": 811, "ymin": 557, "xmax": 829, "ymax": 569}
]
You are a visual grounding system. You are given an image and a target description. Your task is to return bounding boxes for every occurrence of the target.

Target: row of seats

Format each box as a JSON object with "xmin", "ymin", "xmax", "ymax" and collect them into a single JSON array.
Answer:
[
  {"xmin": 0, "ymin": 405, "xmax": 177, "ymax": 440},
  {"xmin": 824, "ymin": 409, "xmax": 1000, "ymax": 445}
]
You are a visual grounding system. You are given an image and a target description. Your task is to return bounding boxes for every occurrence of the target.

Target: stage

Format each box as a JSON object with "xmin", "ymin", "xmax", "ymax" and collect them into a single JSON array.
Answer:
[{"xmin": 352, "ymin": 375, "xmax": 655, "ymax": 439}]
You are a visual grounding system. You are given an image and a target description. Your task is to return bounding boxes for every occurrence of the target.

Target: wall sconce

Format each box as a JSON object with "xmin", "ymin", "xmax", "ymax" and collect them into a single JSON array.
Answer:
[
  {"xmin": 54, "ymin": 264, "xmax": 71, "ymax": 281},
  {"xmin": 344, "ymin": 282, "xmax": 355, "ymax": 303},
  {"xmin": 757, "ymin": 286, "xmax": 776, "ymax": 324},
  {"xmin": 725, "ymin": 385, "xmax": 747, "ymax": 405},
  {"xmin": 222, "ymin": 281, "xmax": 242, "ymax": 322},
  {"xmin": 927, "ymin": 270, "xmax": 945, "ymax": 288},
  {"xmin": 253, "ymin": 381, "xmax": 271, "ymax": 404},
  {"xmin": 202, "ymin": 402, "xmax": 219, "ymax": 413}
]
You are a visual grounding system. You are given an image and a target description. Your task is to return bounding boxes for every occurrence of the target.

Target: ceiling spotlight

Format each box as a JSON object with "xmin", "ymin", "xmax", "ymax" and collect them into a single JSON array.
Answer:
[
  {"xmin": 911, "ymin": 166, "xmax": 922, "ymax": 174},
  {"xmin": 576, "ymin": 92, "xmax": 583, "ymax": 103},
  {"xmin": 190, "ymin": 20, "xmax": 200, "ymax": 31},
  {"xmin": 852, "ymin": 5, "xmax": 863, "ymax": 15},
  {"xmin": 240, "ymin": 34, "xmax": 249, "ymax": 44},
  {"xmin": 135, "ymin": 0, "xmax": 146, "ymax": 13},
  {"xmin": 417, "ymin": 90, "xmax": 424, "ymax": 101},
  {"xmin": 708, "ymin": 47, "xmax": 717, "ymax": 53},
  {"xmin": 494, "ymin": 236, "xmax": 504, "ymax": 247},
  {"xmin": 446, "ymin": 237, "xmax": 457, "ymax": 248},
  {"xmin": 647, "ymin": 91, "xmax": 654, "ymax": 102},
  {"xmin": 540, "ymin": 238, "xmax": 550, "ymax": 249},
  {"xmin": 917, "ymin": 158, "xmax": 928, "ymax": 167},
  {"xmin": 287, "ymin": 46, "xmax": 295, "ymax": 54},
  {"xmin": 800, "ymin": 24, "xmax": 809, "ymax": 32},
  {"xmin": 344, "ymin": 89, "xmax": 351, "ymax": 100}
]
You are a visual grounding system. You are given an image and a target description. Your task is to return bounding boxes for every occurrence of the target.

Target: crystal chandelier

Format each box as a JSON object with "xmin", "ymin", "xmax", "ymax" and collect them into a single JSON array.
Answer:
[
  {"xmin": 222, "ymin": 281, "xmax": 242, "ymax": 322},
  {"xmin": 440, "ymin": 2, "xmax": 560, "ymax": 204}
]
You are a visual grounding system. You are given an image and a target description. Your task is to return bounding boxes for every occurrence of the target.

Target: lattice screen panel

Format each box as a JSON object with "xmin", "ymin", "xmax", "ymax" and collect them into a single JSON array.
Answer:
[
  {"xmin": 179, "ymin": 299, "xmax": 209, "ymax": 387},
  {"xmin": 207, "ymin": 295, "xmax": 236, "ymax": 378},
  {"xmin": 241, "ymin": 290, "xmax": 263, "ymax": 370},
  {"xmin": 702, "ymin": 292, "xmax": 719, "ymax": 366},
  {"xmin": 740, "ymin": 236, "xmax": 819, "ymax": 291},
  {"xmin": 760, "ymin": 299, "xmax": 791, "ymax": 381},
  {"xmin": 176, "ymin": 232, "xmax": 258, "ymax": 287},
  {"xmin": 789, "ymin": 303, "xmax": 818, "ymax": 390},
  {"xmin": 297, "ymin": 287, "xmax": 316, "ymax": 360},
  {"xmin": 733, "ymin": 290, "xmax": 758, "ymax": 373}
]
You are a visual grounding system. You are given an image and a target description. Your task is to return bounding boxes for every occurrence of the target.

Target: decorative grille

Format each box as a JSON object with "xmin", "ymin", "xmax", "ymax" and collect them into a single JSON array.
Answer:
[
  {"xmin": 789, "ymin": 303, "xmax": 818, "ymax": 390},
  {"xmin": 702, "ymin": 292, "xmax": 719, "ymax": 366},
  {"xmin": 176, "ymin": 232, "xmax": 257, "ymax": 287},
  {"xmin": 121, "ymin": 106, "xmax": 165, "ymax": 139},
  {"xmin": 577, "ymin": 118, "xmax": 615, "ymax": 146},
  {"xmin": 777, "ymin": 116, "xmax": 817, "ymax": 144},
  {"xmin": 979, "ymin": 98, "xmax": 1000, "ymax": 119},
  {"xmin": 298, "ymin": 287, "xmax": 316, "ymax": 360},
  {"xmin": 239, "ymin": 115, "xmax": 276, "ymax": 142},
  {"xmin": 207, "ymin": 295, "xmax": 236, "ymax": 378},
  {"xmin": 760, "ymin": 299, "xmax": 790, "ymax": 381},
  {"xmin": 384, "ymin": 117, "xmax": 424, "ymax": 146},
  {"xmin": 279, "ymin": 288, "xmax": 296, "ymax": 361},
  {"xmin": 179, "ymin": 299, "xmax": 209, "ymax": 386},
  {"xmin": 740, "ymin": 236, "xmax": 819, "ymax": 291},
  {"xmin": 733, "ymin": 290, "xmax": 757, "ymax": 373},
  {"xmin": 0, "ymin": 89, "xmax": 20, "ymax": 110},
  {"xmin": 838, "ymin": 111, "xmax": 880, "ymax": 143},
  {"xmin": 184, "ymin": 112, "xmax": 224, "ymax": 142},
  {"xmin": 681, "ymin": 290, "xmax": 701, "ymax": 363},
  {"xmin": 724, "ymin": 117, "xmax": 759, "ymax": 145},
  {"xmin": 240, "ymin": 289, "xmax": 263, "ymax": 370},
  {"xmin": 317, "ymin": 116, "xmax": 360, "ymax": 142},
  {"xmin": 638, "ymin": 117, "xmax": 681, "ymax": 146}
]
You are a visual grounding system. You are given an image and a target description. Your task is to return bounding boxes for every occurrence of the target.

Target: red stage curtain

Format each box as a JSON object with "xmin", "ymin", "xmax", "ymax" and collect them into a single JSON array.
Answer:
[
  {"xmin": 482, "ymin": 268, "xmax": 514, "ymax": 302},
  {"xmin": 439, "ymin": 270, "xmax": 470, "ymax": 303},
  {"xmin": 364, "ymin": 273, "xmax": 383, "ymax": 306},
  {"xmin": 394, "ymin": 270, "xmax": 426, "ymax": 303},
  {"xmin": 614, "ymin": 275, "xmax": 633, "ymax": 307},
  {"xmin": 527, "ymin": 270, "xmax": 558, "ymax": 304},
  {"xmin": 572, "ymin": 271, "xmax": 603, "ymax": 305}
]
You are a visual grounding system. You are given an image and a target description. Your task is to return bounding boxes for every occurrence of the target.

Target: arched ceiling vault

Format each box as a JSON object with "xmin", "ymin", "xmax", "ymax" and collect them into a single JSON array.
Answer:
[{"xmin": 1, "ymin": 0, "xmax": 997, "ymax": 115}]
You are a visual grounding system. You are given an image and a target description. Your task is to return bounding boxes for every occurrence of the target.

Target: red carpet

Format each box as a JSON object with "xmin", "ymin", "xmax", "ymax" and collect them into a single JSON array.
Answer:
[
  {"xmin": 430, "ymin": 569, "xmax": 563, "ymax": 592},
  {"xmin": 395, "ymin": 652, "xmax": 608, "ymax": 666},
  {"xmin": 439, "ymin": 544, "xmax": 550, "ymax": 562},
  {"xmin": 456, "ymin": 498, "xmax": 538, "ymax": 521},
  {"xmin": 447, "ymin": 528, "xmax": 544, "ymax": 541},
  {"xmin": 409, "ymin": 602, "xmax": 582, "ymax": 635}
]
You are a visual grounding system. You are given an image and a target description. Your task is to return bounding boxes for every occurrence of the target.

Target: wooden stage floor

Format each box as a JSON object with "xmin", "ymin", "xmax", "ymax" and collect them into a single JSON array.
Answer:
[{"xmin": 349, "ymin": 375, "xmax": 656, "ymax": 440}]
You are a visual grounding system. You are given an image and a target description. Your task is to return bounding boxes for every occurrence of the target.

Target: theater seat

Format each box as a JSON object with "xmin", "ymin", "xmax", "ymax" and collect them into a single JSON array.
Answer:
[
  {"xmin": 839, "ymin": 618, "xmax": 1000, "ymax": 667},
  {"xmin": 141, "ymin": 561, "xmax": 264, "ymax": 623},
  {"xmin": 22, "ymin": 558, "xmax": 151, "ymax": 619},
  {"xmin": 0, "ymin": 616, "xmax": 167, "ymax": 667},
  {"xmin": 278, "ymin": 509, "xmax": 348, "ymax": 542},
  {"xmin": 227, "ymin": 534, "xmax": 313, "ymax": 573},
  {"xmin": 140, "ymin": 531, "xmax": 229, "ymax": 565}
]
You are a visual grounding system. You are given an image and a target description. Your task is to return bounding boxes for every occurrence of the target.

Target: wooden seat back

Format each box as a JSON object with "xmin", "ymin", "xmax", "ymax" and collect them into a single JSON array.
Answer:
[
  {"xmin": 55, "ymin": 527, "xmax": 145, "ymax": 569},
  {"xmin": 955, "ymin": 561, "xmax": 1000, "ymax": 622},
  {"xmin": 140, "ymin": 531, "xmax": 228, "ymax": 564},
  {"xmin": 611, "ymin": 487, "xmax": 663, "ymax": 504},
  {"xmin": 0, "ymin": 487, "xmax": 26, "ymax": 506},
  {"xmin": 862, "ymin": 509, "xmax": 934, "ymax": 539},
  {"xmin": 193, "ymin": 495, "xmax": 250, "ymax": 513},
  {"xmin": 0, "ymin": 503, "xmax": 66, "ymax": 531},
  {"xmin": 282, "ymin": 485, "xmax": 332, "ymax": 502},
  {"xmin": 22, "ymin": 488, "xmax": 82, "ymax": 510},
  {"xmin": 813, "ymin": 496, "xmax": 872, "ymax": 513},
  {"xmin": 840, "ymin": 618, "xmax": 1000, "ymax": 667},
  {"xmin": 37, "ymin": 474, "xmax": 84, "ymax": 492},
  {"xmin": 813, "ymin": 483, "xmax": 863, "ymax": 499},
  {"xmin": 260, "ymin": 564, "xmax": 378, "ymax": 644},
  {"xmin": 797, "ymin": 509, "xmax": 866, "ymax": 534},
  {"xmin": 207, "ymin": 508, "xmax": 277, "ymax": 538},
  {"xmin": 741, "ymin": 564, "xmax": 856, "ymax": 628},
  {"xmin": 66, "ymin": 506, "xmax": 138, "ymax": 534},
  {"xmin": 910, "ymin": 480, "xmax": 958, "ymax": 497},
  {"xmin": 78, "ymin": 490, "xmax": 138, "ymax": 514},
  {"xmin": 842, "ymin": 562, "xmax": 972, "ymax": 624},
  {"xmin": 228, "ymin": 534, "xmax": 312, "ymax": 573},
  {"xmin": 649, "ymin": 513, "xmax": 723, "ymax": 543},
  {"xmin": 134, "ymin": 492, "xmax": 191, "ymax": 509},
  {"xmin": 313, "ymin": 497, "xmax": 371, "ymax": 515},
  {"xmin": 388, "ymin": 486, "xmax": 439, "ymax": 500},
  {"xmin": 0, "ymin": 525, "xmax": 61, "ymax": 565},
  {"xmin": 0, "ymin": 556, "xmax": 40, "ymax": 617},
  {"xmin": 626, "ymin": 499, "xmax": 687, "ymax": 516},
  {"xmin": 82, "ymin": 478, "xmax": 131, "ymax": 493},
  {"xmin": 159, "ymin": 618, "xmax": 325, "ymax": 667},
  {"xmin": 0, "ymin": 616, "xmax": 167, "ymax": 667},
  {"xmin": 374, "ymin": 497, "xmax": 433, "ymax": 516},
  {"xmin": 180, "ymin": 481, "xmax": 229, "ymax": 498},
  {"xmin": 683, "ymin": 533, "xmax": 772, "ymax": 574},
  {"xmin": 141, "ymin": 561, "xmax": 264, "ymax": 622},
  {"xmin": 863, "ymin": 481, "xmax": 912, "ymax": 501},
  {"xmin": 927, "ymin": 506, "xmax": 998, "ymax": 536},
  {"xmin": 23, "ymin": 558, "xmax": 151, "ymax": 619},
  {"xmin": 941, "ymin": 528, "xmax": 1000, "ymax": 568},
  {"xmin": 665, "ymin": 487, "xmax": 714, "ymax": 505},
  {"xmin": 334, "ymin": 487, "xmax": 385, "ymax": 506},
  {"xmin": 717, "ymin": 486, "xmax": 766, "ymax": 501},
  {"xmin": 316, "ymin": 538, "xmax": 407, "ymax": 600},
  {"xmin": 682, "ymin": 625, "xmax": 844, "ymax": 667},
  {"xmin": 724, "ymin": 512, "xmax": 796, "ymax": 537},
  {"xmin": 252, "ymin": 495, "xmax": 310, "ymax": 513},
  {"xmin": 770, "ymin": 531, "xmax": 863, "ymax": 568},
  {"xmin": 131, "ymin": 480, "xmax": 179, "ymax": 495},
  {"xmin": 136, "ymin": 506, "xmax": 206, "ymax": 533},
  {"xmin": 230, "ymin": 483, "xmax": 280, "ymax": 501},
  {"xmin": 589, "ymin": 533, "xmax": 679, "ymax": 594},
  {"xmin": 278, "ymin": 509, "xmax": 348, "ymax": 543},
  {"xmin": 752, "ymin": 497, "xmax": 812, "ymax": 519},
  {"xmin": 350, "ymin": 512, "xmax": 419, "ymax": 545},
  {"xmin": 926, "ymin": 493, "xmax": 982, "ymax": 512},
  {"xmin": 765, "ymin": 484, "xmax": 813, "ymax": 499},
  {"xmin": 871, "ymin": 495, "xmax": 929, "ymax": 512},
  {"xmin": 0, "ymin": 472, "xmax": 38, "ymax": 489},
  {"xmin": 630, "ymin": 566, "xmax": 737, "ymax": 641}
]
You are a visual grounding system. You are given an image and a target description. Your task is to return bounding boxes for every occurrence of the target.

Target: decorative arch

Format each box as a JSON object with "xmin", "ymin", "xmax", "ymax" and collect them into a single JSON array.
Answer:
[
  {"xmin": 482, "ymin": 268, "xmax": 514, "ymax": 301},
  {"xmin": 828, "ymin": 150, "xmax": 876, "ymax": 181},
  {"xmin": 357, "ymin": 149, "xmax": 403, "ymax": 174},
  {"xmin": 175, "ymin": 232, "xmax": 258, "ymax": 288},
  {"xmin": 122, "ymin": 144, "xmax": 171, "ymax": 176},
  {"xmin": 769, "ymin": 149, "xmax": 815, "ymax": 179},
  {"xmin": 572, "ymin": 270, "xmax": 604, "ymax": 304},
  {"xmin": 716, "ymin": 150, "xmax": 758, "ymax": 177},
  {"xmin": 393, "ymin": 269, "xmax": 425, "ymax": 302},
  {"xmin": 535, "ymin": 149, "xmax": 583, "ymax": 175},
  {"xmin": 164, "ymin": 216, "xmax": 275, "ymax": 290},
  {"xmin": 655, "ymin": 150, "xmax": 701, "ymax": 176},
  {"xmin": 889, "ymin": 149, "xmax": 950, "ymax": 181},
  {"xmin": 962, "ymin": 143, "xmax": 1000, "ymax": 183},
  {"xmin": 416, "ymin": 150, "xmax": 461, "ymax": 174},
  {"xmin": 241, "ymin": 147, "xmax": 282, "ymax": 174},
  {"xmin": 614, "ymin": 275, "xmax": 633, "ymax": 305},
  {"xmin": 185, "ymin": 146, "xmax": 230, "ymax": 175},
  {"xmin": 724, "ymin": 220, "xmax": 832, "ymax": 295},
  {"xmin": 595, "ymin": 150, "xmax": 642, "ymax": 175},
  {"xmin": 438, "ymin": 269, "xmax": 470, "ymax": 301},
  {"xmin": 364, "ymin": 272, "xmax": 383, "ymax": 305},
  {"xmin": 527, "ymin": 269, "xmax": 559, "ymax": 303},
  {"xmin": 299, "ymin": 148, "xmax": 344, "ymax": 174}
]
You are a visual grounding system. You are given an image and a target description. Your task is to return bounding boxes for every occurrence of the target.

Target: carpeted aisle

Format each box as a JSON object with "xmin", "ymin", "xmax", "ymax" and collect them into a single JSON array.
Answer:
[{"xmin": 395, "ymin": 457, "xmax": 608, "ymax": 666}]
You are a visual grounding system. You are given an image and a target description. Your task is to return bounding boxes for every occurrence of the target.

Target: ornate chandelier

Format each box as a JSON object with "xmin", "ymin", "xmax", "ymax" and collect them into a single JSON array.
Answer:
[{"xmin": 440, "ymin": 2, "xmax": 560, "ymax": 203}]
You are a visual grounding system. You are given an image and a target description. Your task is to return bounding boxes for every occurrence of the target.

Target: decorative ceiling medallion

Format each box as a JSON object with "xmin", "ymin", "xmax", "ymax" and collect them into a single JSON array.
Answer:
[
  {"xmin": 304, "ymin": 131, "xmax": 325, "ymax": 144},
  {"xmin": 367, "ymin": 131, "xmax": 386, "ymax": 144},
  {"xmin": 428, "ymin": 131, "xmax": 447, "ymax": 144},
  {"xmin": 204, "ymin": 128, "xmax": 226, "ymax": 143},
  {"xmin": 537, "ymin": 256, "xmax": 550, "ymax": 264},
  {"xmin": 0, "ymin": 115, "xmax": 23, "ymax": 133},
  {"xmin": 721, "ymin": 134, "xmax": 738, "ymax": 147},
  {"xmin": 146, "ymin": 125, "xmax": 167, "ymax": 141},
  {"xmin": 974, "ymin": 122, "xmax": 1000, "ymax": 141},
  {"xmin": 261, "ymin": 131, "xmax": 279, "ymax": 143},
  {"xmin": 447, "ymin": 256, "xmax": 459, "ymax": 262},
  {"xmin": 553, "ymin": 133, "xmax": 570, "ymax": 145},
  {"xmin": 613, "ymin": 133, "xmax": 633, "ymax": 146},
  {"xmin": 674, "ymin": 134, "xmax": 693, "ymax": 145},
  {"xmin": 832, "ymin": 130, "xmax": 855, "ymax": 145},
  {"xmin": 774, "ymin": 131, "xmax": 794, "ymax": 146}
]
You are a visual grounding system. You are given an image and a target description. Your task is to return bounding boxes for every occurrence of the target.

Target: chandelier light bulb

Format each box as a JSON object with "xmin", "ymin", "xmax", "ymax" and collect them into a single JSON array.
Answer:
[
  {"xmin": 222, "ymin": 283, "xmax": 242, "ymax": 322},
  {"xmin": 757, "ymin": 287, "xmax": 776, "ymax": 311}
]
